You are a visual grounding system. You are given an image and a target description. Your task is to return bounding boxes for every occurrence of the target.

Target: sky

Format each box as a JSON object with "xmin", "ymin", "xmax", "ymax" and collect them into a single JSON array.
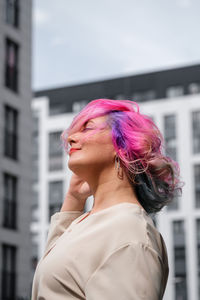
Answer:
[{"xmin": 32, "ymin": 0, "xmax": 200, "ymax": 91}]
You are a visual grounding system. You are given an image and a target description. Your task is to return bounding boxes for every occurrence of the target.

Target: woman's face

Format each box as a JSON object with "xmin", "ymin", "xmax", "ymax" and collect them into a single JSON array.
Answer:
[{"xmin": 67, "ymin": 116, "xmax": 116, "ymax": 175}]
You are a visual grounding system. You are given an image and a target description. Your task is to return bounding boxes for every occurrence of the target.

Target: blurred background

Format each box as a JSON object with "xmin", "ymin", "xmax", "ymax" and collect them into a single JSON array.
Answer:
[{"xmin": 0, "ymin": 0, "xmax": 200, "ymax": 299}]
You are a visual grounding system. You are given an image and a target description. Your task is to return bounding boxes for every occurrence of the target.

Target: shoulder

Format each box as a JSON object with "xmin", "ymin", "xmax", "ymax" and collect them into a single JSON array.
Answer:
[
  {"xmin": 101, "ymin": 207, "xmax": 164, "ymax": 255},
  {"xmin": 85, "ymin": 241, "xmax": 169, "ymax": 299},
  {"xmin": 100, "ymin": 207, "xmax": 151, "ymax": 244}
]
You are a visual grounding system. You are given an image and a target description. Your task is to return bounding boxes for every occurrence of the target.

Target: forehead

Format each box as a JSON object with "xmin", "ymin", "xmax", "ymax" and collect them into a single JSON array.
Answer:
[
  {"xmin": 86, "ymin": 115, "xmax": 108, "ymax": 125},
  {"xmin": 68, "ymin": 114, "xmax": 109, "ymax": 136}
]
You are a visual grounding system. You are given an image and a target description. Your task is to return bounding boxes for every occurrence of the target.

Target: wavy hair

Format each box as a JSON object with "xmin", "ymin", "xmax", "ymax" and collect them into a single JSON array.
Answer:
[{"xmin": 61, "ymin": 99, "xmax": 183, "ymax": 214}]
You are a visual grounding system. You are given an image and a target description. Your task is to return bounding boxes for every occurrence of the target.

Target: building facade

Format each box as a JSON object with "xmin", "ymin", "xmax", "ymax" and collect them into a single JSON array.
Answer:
[
  {"xmin": 0, "ymin": 0, "xmax": 32, "ymax": 299},
  {"xmin": 32, "ymin": 64, "xmax": 200, "ymax": 300}
]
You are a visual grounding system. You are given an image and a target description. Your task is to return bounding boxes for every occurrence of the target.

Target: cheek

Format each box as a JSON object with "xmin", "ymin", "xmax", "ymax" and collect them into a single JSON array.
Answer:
[
  {"xmin": 85, "ymin": 134, "xmax": 115, "ymax": 158},
  {"xmin": 85, "ymin": 130, "xmax": 112, "ymax": 145}
]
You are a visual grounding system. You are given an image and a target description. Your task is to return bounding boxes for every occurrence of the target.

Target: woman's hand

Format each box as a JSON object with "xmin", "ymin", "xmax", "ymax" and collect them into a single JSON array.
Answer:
[{"xmin": 61, "ymin": 173, "xmax": 92, "ymax": 212}]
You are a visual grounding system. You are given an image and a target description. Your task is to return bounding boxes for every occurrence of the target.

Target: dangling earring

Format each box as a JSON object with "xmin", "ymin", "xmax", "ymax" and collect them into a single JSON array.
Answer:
[
  {"xmin": 115, "ymin": 155, "xmax": 123, "ymax": 179},
  {"xmin": 115, "ymin": 155, "xmax": 120, "ymax": 170}
]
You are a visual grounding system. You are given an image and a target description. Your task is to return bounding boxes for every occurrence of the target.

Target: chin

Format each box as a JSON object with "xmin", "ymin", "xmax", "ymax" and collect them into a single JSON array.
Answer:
[
  {"xmin": 68, "ymin": 158, "xmax": 97, "ymax": 179},
  {"xmin": 68, "ymin": 160, "xmax": 86, "ymax": 175}
]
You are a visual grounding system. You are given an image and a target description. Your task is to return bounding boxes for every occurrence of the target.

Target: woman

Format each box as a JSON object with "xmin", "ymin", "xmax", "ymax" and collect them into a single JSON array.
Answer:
[{"xmin": 32, "ymin": 99, "xmax": 182, "ymax": 299}]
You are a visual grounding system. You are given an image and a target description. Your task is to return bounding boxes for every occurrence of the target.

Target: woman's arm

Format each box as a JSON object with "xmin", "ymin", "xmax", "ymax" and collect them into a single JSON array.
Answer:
[
  {"xmin": 45, "ymin": 173, "xmax": 92, "ymax": 253},
  {"xmin": 44, "ymin": 210, "xmax": 84, "ymax": 253},
  {"xmin": 61, "ymin": 173, "xmax": 92, "ymax": 212},
  {"xmin": 85, "ymin": 242, "xmax": 168, "ymax": 300}
]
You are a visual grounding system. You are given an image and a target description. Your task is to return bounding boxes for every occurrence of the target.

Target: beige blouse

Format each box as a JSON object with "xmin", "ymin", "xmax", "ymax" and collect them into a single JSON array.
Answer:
[{"xmin": 31, "ymin": 202, "xmax": 169, "ymax": 300}]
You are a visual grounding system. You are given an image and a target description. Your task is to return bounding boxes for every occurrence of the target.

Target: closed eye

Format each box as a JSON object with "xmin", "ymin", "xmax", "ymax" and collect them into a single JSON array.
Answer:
[{"xmin": 81, "ymin": 127, "xmax": 94, "ymax": 132}]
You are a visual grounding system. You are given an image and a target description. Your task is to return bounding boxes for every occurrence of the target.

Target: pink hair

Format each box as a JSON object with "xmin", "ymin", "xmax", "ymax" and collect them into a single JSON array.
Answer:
[{"xmin": 61, "ymin": 99, "xmax": 183, "ymax": 214}]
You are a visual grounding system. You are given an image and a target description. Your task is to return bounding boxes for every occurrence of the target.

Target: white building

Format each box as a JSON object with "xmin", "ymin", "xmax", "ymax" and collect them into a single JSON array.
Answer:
[
  {"xmin": 140, "ymin": 94, "xmax": 200, "ymax": 300},
  {"xmin": 31, "ymin": 65, "xmax": 200, "ymax": 300}
]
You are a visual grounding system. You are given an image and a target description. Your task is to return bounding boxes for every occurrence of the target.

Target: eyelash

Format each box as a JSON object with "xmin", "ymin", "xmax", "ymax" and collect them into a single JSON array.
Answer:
[{"xmin": 82, "ymin": 127, "xmax": 93, "ymax": 132}]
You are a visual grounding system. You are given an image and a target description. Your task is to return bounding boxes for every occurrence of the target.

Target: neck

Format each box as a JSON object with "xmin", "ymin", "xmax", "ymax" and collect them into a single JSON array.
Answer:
[{"xmin": 84, "ymin": 166, "xmax": 142, "ymax": 214}]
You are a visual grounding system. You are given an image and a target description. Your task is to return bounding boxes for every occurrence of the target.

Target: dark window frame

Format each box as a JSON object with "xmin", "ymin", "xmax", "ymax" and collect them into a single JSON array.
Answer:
[
  {"xmin": 164, "ymin": 114, "xmax": 178, "ymax": 211},
  {"xmin": 172, "ymin": 220, "xmax": 188, "ymax": 300},
  {"xmin": 4, "ymin": 105, "xmax": 18, "ymax": 160},
  {"xmin": 5, "ymin": 0, "xmax": 20, "ymax": 28},
  {"xmin": 166, "ymin": 85, "xmax": 184, "ymax": 98},
  {"xmin": 49, "ymin": 180, "xmax": 63, "ymax": 220},
  {"xmin": 194, "ymin": 164, "xmax": 200, "ymax": 208},
  {"xmin": 5, "ymin": 37, "xmax": 19, "ymax": 93},
  {"xmin": 49, "ymin": 131, "xmax": 63, "ymax": 171},
  {"xmin": 1, "ymin": 244, "xmax": 17, "ymax": 300},
  {"xmin": 192, "ymin": 111, "xmax": 200, "ymax": 154},
  {"xmin": 164, "ymin": 114, "xmax": 177, "ymax": 162},
  {"xmin": 3, "ymin": 173, "xmax": 18, "ymax": 230}
]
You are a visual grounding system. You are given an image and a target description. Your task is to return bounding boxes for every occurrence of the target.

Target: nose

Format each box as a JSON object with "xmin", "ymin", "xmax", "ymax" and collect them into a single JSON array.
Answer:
[{"xmin": 67, "ymin": 132, "xmax": 79, "ymax": 146}]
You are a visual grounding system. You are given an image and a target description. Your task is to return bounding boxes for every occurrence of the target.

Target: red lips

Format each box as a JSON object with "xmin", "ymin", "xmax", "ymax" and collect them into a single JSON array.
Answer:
[{"xmin": 69, "ymin": 148, "xmax": 81, "ymax": 155}]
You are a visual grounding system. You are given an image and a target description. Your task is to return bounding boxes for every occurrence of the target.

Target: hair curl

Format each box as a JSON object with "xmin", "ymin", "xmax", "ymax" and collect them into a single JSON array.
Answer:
[{"xmin": 61, "ymin": 99, "xmax": 183, "ymax": 215}]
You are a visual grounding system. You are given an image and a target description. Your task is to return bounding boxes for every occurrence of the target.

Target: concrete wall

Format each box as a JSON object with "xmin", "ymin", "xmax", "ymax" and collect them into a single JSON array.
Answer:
[{"xmin": 0, "ymin": 0, "xmax": 33, "ymax": 298}]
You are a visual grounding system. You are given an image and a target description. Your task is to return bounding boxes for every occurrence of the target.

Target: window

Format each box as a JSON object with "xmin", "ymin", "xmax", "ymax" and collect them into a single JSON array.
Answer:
[
  {"xmin": 72, "ymin": 101, "xmax": 87, "ymax": 113},
  {"xmin": 5, "ymin": 38, "xmax": 19, "ymax": 92},
  {"xmin": 196, "ymin": 220, "xmax": 200, "ymax": 298},
  {"xmin": 49, "ymin": 204, "xmax": 62, "ymax": 220},
  {"xmin": 167, "ymin": 197, "xmax": 179, "ymax": 211},
  {"xmin": 114, "ymin": 94, "xmax": 125, "ymax": 100},
  {"xmin": 132, "ymin": 90, "xmax": 156, "ymax": 102},
  {"xmin": 172, "ymin": 220, "xmax": 188, "ymax": 300},
  {"xmin": 1, "ymin": 244, "xmax": 17, "ymax": 300},
  {"xmin": 3, "ymin": 173, "xmax": 17, "ymax": 229},
  {"xmin": 31, "ymin": 233, "xmax": 39, "ymax": 270},
  {"xmin": 188, "ymin": 83, "xmax": 200, "ymax": 95},
  {"xmin": 194, "ymin": 165, "xmax": 200, "ymax": 208},
  {"xmin": 192, "ymin": 111, "xmax": 200, "ymax": 154},
  {"xmin": 32, "ymin": 157, "xmax": 39, "ymax": 182},
  {"xmin": 32, "ymin": 113, "xmax": 39, "ymax": 182},
  {"xmin": 4, "ymin": 105, "xmax": 18, "ymax": 160},
  {"xmin": 173, "ymin": 220, "xmax": 184, "ymax": 235},
  {"xmin": 5, "ymin": 0, "xmax": 19, "ymax": 27},
  {"xmin": 166, "ymin": 86, "xmax": 184, "ymax": 98},
  {"xmin": 49, "ymin": 181, "xmax": 63, "ymax": 219},
  {"xmin": 49, "ymin": 131, "xmax": 63, "ymax": 171},
  {"xmin": 32, "ymin": 183, "xmax": 39, "ymax": 207},
  {"xmin": 32, "ymin": 111, "xmax": 39, "ymax": 133},
  {"xmin": 144, "ymin": 90, "xmax": 156, "ymax": 100},
  {"xmin": 32, "ymin": 133, "xmax": 38, "ymax": 158},
  {"xmin": 167, "ymin": 187, "xmax": 179, "ymax": 210},
  {"xmin": 164, "ymin": 114, "xmax": 177, "ymax": 161},
  {"xmin": 32, "ymin": 114, "xmax": 39, "ymax": 157},
  {"xmin": 31, "ymin": 204, "xmax": 39, "ymax": 223}
]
